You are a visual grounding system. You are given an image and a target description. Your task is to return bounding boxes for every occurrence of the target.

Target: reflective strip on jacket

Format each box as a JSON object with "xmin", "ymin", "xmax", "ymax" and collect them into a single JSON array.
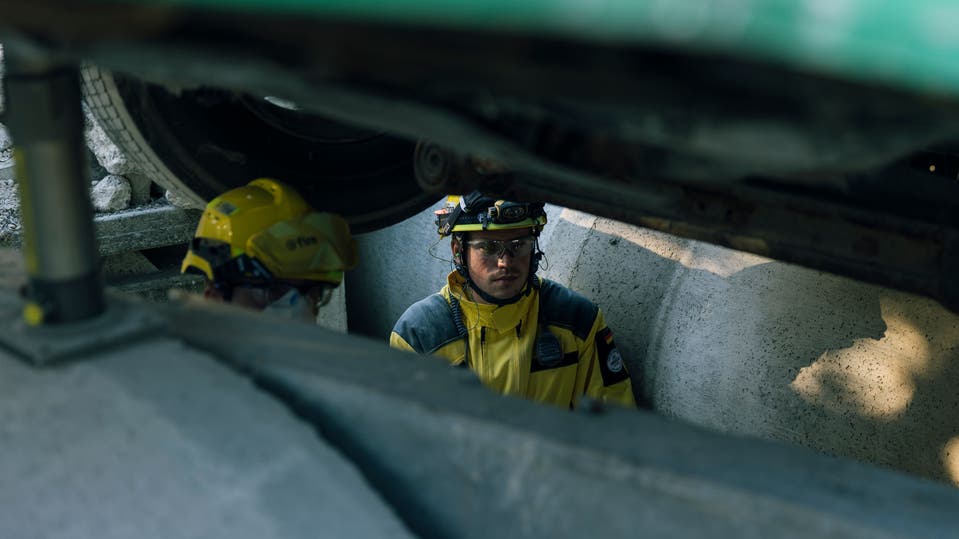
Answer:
[{"xmin": 390, "ymin": 272, "xmax": 635, "ymax": 409}]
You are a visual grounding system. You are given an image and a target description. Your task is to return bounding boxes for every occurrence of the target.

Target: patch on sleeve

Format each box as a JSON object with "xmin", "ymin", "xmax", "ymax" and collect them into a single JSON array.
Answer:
[{"xmin": 596, "ymin": 327, "xmax": 629, "ymax": 386}]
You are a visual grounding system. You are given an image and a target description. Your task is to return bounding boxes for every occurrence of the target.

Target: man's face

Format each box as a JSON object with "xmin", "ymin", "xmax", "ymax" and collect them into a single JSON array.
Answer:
[{"xmin": 455, "ymin": 228, "xmax": 534, "ymax": 303}]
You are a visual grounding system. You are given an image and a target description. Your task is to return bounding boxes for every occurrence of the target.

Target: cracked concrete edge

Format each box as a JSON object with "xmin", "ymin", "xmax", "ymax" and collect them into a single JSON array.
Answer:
[
  {"xmin": 0, "ymin": 295, "xmax": 414, "ymax": 538},
  {"xmin": 166, "ymin": 294, "xmax": 959, "ymax": 538}
]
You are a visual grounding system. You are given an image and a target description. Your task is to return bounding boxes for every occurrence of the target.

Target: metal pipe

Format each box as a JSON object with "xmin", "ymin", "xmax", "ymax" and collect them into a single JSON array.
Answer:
[{"xmin": 2, "ymin": 58, "xmax": 104, "ymax": 324}]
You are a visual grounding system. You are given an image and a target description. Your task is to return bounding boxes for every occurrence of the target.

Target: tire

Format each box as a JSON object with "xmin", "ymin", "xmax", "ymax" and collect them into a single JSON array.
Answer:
[{"xmin": 80, "ymin": 64, "xmax": 435, "ymax": 232}]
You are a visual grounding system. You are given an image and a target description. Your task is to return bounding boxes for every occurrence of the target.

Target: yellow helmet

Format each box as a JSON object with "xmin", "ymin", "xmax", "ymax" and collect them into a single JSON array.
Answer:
[
  {"xmin": 434, "ymin": 191, "xmax": 547, "ymax": 237},
  {"xmin": 181, "ymin": 178, "xmax": 358, "ymax": 285}
]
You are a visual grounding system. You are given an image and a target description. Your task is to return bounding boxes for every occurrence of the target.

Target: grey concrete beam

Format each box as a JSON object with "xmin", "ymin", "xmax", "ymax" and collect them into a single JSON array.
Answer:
[
  {"xmin": 0, "ymin": 203, "xmax": 200, "ymax": 255},
  {"xmin": 167, "ymin": 295, "xmax": 959, "ymax": 539},
  {"xmin": 93, "ymin": 204, "xmax": 201, "ymax": 256}
]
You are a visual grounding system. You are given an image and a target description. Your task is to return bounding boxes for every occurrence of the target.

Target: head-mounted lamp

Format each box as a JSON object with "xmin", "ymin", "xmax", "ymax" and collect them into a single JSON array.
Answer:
[
  {"xmin": 487, "ymin": 201, "xmax": 529, "ymax": 224},
  {"xmin": 435, "ymin": 191, "xmax": 546, "ymax": 235}
]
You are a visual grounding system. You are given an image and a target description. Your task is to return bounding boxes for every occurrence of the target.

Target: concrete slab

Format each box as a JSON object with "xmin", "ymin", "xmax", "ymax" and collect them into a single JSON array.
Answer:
[
  {"xmin": 536, "ymin": 208, "xmax": 959, "ymax": 486},
  {"xmin": 347, "ymin": 197, "xmax": 448, "ymax": 339},
  {"xmin": 0, "ymin": 321, "xmax": 412, "ymax": 538},
  {"xmin": 316, "ymin": 281, "xmax": 348, "ymax": 333},
  {"xmin": 0, "ymin": 202, "xmax": 200, "ymax": 256},
  {"xmin": 92, "ymin": 203, "xmax": 201, "ymax": 256},
  {"xmin": 1, "ymin": 280, "xmax": 958, "ymax": 537},
  {"xmin": 168, "ymin": 294, "xmax": 959, "ymax": 538}
]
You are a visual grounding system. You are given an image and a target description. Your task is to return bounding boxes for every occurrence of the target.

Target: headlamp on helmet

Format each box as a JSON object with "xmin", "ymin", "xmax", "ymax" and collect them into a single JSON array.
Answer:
[
  {"xmin": 435, "ymin": 191, "xmax": 546, "ymax": 237},
  {"xmin": 488, "ymin": 200, "xmax": 529, "ymax": 223}
]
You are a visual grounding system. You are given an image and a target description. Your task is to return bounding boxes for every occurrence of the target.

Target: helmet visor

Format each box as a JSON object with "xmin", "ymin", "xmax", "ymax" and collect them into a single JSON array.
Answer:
[{"xmin": 189, "ymin": 237, "xmax": 233, "ymax": 268}]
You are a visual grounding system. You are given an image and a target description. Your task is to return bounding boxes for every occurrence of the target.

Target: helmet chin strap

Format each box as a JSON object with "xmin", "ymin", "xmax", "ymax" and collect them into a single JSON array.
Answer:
[{"xmin": 465, "ymin": 276, "xmax": 532, "ymax": 306}]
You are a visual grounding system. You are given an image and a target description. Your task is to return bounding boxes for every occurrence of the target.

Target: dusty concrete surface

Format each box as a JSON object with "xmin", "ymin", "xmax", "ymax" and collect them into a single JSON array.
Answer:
[
  {"xmin": 544, "ymin": 209, "xmax": 959, "ymax": 486},
  {"xmin": 316, "ymin": 282, "xmax": 348, "ymax": 333},
  {"xmin": 180, "ymin": 287, "xmax": 959, "ymax": 538},
  {"xmin": 346, "ymin": 196, "xmax": 449, "ymax": 339},
  {"xmin": 0, "ymin": 333, "xmax": 412, "ymax": 538},
  {"xmin": 1, "ymin": 282, "xmax": 958, "ymax": 537},
  {"xmin": 349, "ymin": 203, "xmax": 959, "ymax": 486}
]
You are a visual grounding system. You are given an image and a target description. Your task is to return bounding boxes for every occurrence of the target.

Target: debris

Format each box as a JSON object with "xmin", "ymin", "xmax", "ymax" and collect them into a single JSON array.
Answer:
[
  {"xmin": 0, "ymin": 179, "xmax": 19, "ymax": 240},
  {"xmin": 101, "ymin": 250, "xmax": 158, "ymax": 277},
  {"xmin": 0, "ymin": 124, "xmax": 14, "ymax": 184},
  {"xmin": 91, "ymin": 174, "xmax": 132, "ymax": 212},
  {"xmin": 0, "ymin": 123, "xmax": 11, "ymax": 163},
  {"xmin": 165, "ymin": 188, "xmax": 196, "ymax": 209},
  {"xmin": 83, "ymin": 106, "xmax": 134, "ymax": 175},
  {"xmin": 0, "ymin": 44, "xmax": 4, "ymax": 113}
]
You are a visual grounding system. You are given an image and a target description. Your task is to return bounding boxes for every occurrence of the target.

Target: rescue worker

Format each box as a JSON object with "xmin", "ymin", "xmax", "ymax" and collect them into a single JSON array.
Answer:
[
  {"xmin": 180, "ymin": 178, "xmax": 357, "ymax": 323},
  {"xmin": 390, "ymin": 192, "xmax": 635, "ymax": 408}
]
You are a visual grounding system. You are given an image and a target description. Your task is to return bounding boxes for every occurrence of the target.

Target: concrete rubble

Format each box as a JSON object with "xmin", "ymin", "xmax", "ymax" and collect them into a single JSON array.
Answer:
[
  {"xmin": 164, "ymin": 186, "xmax": 197, "ymax": 209},
  {"xmin": 0, "ymin": 150, "xmax": 136, "ymax": 213},
  {"xmin": 0, "ymin": 123, "xmax": 12, "ymax": 187},
  {"xmin": 0, "ymin": 43, "xmax": 4, "ymax": 112},
  {"xmin": 0, "ymin": 178, "xmax": 18, "ymax": 240},
  {"xmin": 0, "ymin": 47, "xmax": 198, "ymax": 299},
  {"xmin": 0, "ymin": 122, "xmax": 11, "ymax": 163},
  {"xmin": 0, "ymin": 69, "xmax": 151, "ymax": 213},
  {"xmin": 91, "ymin": 174, "xmax": 133, "ymax": 212},
  {"xmin": 83, "ymin": 105, "xmax": 136, "ymax": 177},
  {"xmin": 0, "ymin": 48, "xmax": 11, "ymax": 181}
]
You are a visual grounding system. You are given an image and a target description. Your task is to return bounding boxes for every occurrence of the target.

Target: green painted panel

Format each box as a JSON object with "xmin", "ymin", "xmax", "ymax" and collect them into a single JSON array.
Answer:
[{"xmin": 108, "ymin": 0, "xmax": 959, "ymax": 95}]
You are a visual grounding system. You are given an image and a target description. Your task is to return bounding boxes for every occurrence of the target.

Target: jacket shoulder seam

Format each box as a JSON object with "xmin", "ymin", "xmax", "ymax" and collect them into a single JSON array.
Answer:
[
  {"xmin": 393, "ymin": 293, "xmax": 462, "ymax": 354},
  {"xmin": 538, "ymin": 279, "xmax": 598, "ymax": 340}
]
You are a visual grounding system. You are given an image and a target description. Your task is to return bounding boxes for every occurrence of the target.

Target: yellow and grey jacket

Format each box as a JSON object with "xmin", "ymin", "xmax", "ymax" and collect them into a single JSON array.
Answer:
[{"xmin": 390, "ymin": 272, "xmax": 635, "ymax": 409}]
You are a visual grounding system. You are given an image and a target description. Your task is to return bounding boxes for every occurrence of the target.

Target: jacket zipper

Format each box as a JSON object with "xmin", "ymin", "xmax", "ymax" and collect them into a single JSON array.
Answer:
[
  {"xmin": 515, "ymin": 323, "xmax": 524, "ymax": 391},
  {"xmin": 480, "ymin": 327, "xmax": 487, "ymax": 380}
]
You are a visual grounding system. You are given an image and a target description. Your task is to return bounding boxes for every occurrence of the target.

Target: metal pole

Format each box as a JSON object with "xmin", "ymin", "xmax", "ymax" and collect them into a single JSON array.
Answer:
[{"xmin": 2, "ymin": 58, "xmax": 104, "ymax": 324}]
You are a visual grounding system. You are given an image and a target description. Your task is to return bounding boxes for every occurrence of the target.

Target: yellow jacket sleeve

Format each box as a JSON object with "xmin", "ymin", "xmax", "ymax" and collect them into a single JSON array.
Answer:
[
  {"xmin": 389, "ymin": 331, "xmax": 416, "ymax": 352},
  {"xmin": 580, "ymin": 310, "xmax": 636, "ymax": 407}
]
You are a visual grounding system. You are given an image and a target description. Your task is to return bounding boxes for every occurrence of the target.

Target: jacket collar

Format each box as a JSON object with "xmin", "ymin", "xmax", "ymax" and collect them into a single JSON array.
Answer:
[{"xmin": 445, "ymin": 271, "xmax": 535, "ymax": 331}]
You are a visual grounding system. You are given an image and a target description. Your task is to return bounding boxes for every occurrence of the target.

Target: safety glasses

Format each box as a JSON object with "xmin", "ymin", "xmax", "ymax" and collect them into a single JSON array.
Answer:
[{"xmin": 465, "ymin": 236, "xmax": 535, "ymax": 259}]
